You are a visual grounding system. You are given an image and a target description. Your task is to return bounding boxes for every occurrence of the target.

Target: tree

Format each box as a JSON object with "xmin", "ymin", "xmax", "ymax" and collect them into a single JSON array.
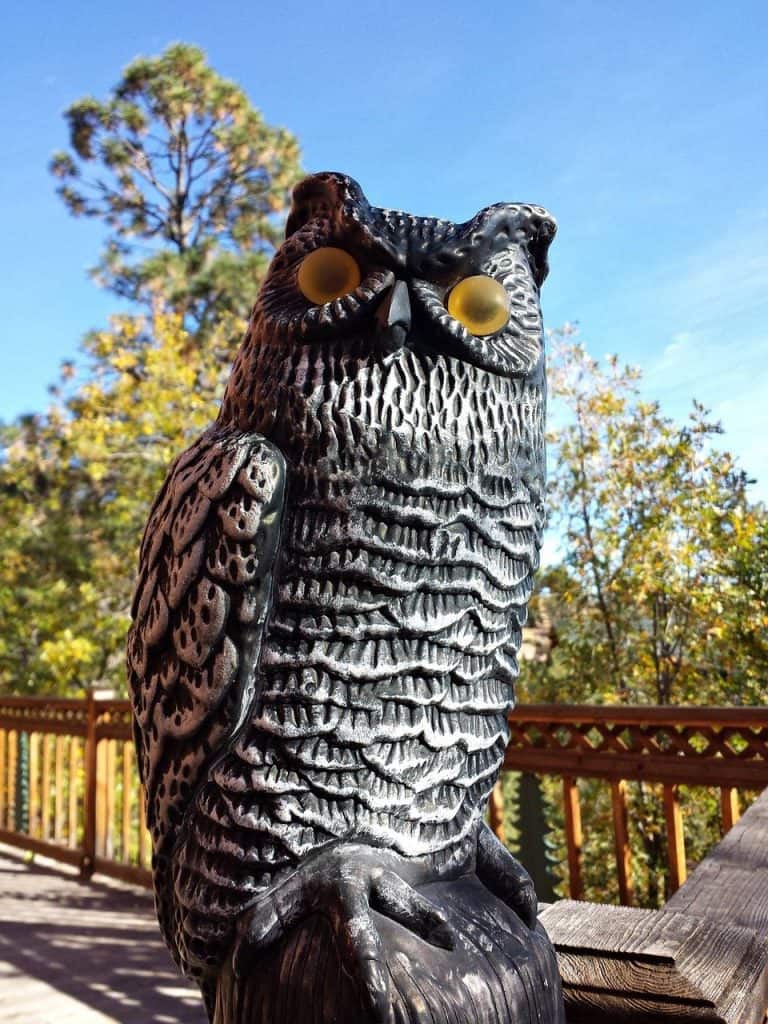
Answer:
[
  {"xmin": 49, "ymin": 43, "xmax": 302, "ymax": 335},
  {"xmin": 0, "ymin": 312, "xmax": 232, "ymax": 694},
  {"xmin": 1, "ymin": 44, "xmax": 304, "ymax": 694},
  {"xmin": 517, "ymin": 328, "xmax": 768, "ymax": 905},
  {"xmin": 523, "ymin": 327, "xmax": 768, "ymax": 709}
]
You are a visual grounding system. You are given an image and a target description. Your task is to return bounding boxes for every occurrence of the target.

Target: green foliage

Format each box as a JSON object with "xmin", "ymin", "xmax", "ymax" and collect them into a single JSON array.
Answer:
[
  {"xmin": 521, "ymin": 327, "xmax": 768, "ymax": 709},
  {"xmin": 517, "ymin": 327, "xmax": 768, "ymax": 906},
  {"xmin": 0, "ymin": 314, "xmax": 232, "ymax": 694},
  {"xmin": 1, "ymin": 42, "xmax": 304, "ymax": 694},
  {"xmin": 50, "ymin": 42, "xmax": 302, "ymax": 334}
]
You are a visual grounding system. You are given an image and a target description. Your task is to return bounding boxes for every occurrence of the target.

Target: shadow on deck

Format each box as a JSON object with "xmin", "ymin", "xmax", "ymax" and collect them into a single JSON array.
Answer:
[{"xmin": 0, "ymin": 846, "xmax": 206, "ymax": 1023}]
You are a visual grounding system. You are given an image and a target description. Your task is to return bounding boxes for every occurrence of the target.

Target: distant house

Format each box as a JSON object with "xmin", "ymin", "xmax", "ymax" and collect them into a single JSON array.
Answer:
[{"xmin": 519, "ymin": 602, "xmax": 557, "ymax": 664}]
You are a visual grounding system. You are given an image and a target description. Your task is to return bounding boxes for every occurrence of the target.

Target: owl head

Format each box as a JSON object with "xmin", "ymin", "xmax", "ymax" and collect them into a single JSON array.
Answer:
[{"xmin": 220, "ymin": 173, "xmax": 555, "ymax": 429}]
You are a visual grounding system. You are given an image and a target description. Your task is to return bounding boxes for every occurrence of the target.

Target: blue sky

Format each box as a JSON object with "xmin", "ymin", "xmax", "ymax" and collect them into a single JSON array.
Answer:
[{"xmin": 2, "ymin": 0, "xmax": 767, "ymax": 495}]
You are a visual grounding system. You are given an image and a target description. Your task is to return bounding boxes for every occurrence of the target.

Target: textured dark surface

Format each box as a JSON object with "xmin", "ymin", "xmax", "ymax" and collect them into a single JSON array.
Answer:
[
  {"xmin": 128, "ymin": 172, "xmax": 562, "ymax": 1021},
  {"xmin": 215, "ymin": 877, "xmax": 562, "ymax": 1024},
  {"xmin": 541, "ymin": 892, "xmax": 768, "ymax": 1023}
]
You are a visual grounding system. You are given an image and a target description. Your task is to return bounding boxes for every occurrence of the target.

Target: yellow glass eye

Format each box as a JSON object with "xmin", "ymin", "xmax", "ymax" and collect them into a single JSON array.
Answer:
[
  {"xmin": 297, "ymin": 247, "xmax": 362, "ymax": 304},
  {"xmin": 447, "ymin": 275, "xmax": 510, "ymax": 335}
]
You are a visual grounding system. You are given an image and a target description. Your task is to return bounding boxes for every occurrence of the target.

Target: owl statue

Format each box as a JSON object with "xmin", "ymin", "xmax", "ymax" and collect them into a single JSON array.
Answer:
[{"xmin": 128, "ymin": 172, "xmax": 563, "ymax": 1024}]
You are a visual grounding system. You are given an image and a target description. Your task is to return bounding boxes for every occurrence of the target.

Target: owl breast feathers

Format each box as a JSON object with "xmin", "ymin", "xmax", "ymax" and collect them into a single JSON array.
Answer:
[{"xmin": 128, "ymin": 172, "xmax": 555, "ymax": 980}]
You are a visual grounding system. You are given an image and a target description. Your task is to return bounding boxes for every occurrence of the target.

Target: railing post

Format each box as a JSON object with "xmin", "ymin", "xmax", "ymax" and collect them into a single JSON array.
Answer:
[
  {"xmin": 104, "ymin": 739, "xmax": 116, "ymax": 860},
  {"xmin": 68, "ymin": 736, "xmax": 79, "ymax": 849},
  {"xmin": 562, "ymin": 776, "xmax": 584, "ymax": 900},
  {"xmin": 81, "ymin": 690, "xmax": 98, "ymax": 878},
  {"xmin": 54, "ymin": 735, "xmax": 65, "ymax": 843},
  {"xmin": 41, "ymin": 734, "xmax": 51, "ymax": 841},
  {"xmin": 122, "ymin": 742, "xmax": 132, "ymax": 861},
  {"xmin": 81, "ymin": 687, "xmax": 114, "ymax": 879},
  {"xmin": 719, "ymin": 786, "xmax": 740, "ymax": 835},
  {"xmin": 139, "ymin": 784, "xmax": 150, "ymax": 870},
  {"xmin": 7, "ymin": 731, "xmax": 17, "ymax": 830},
  {"xmin": 488, "ymin": 780, "xmax": 506, "ymax": 844},
  {"xmin": 663, "ymin": 783, "xmax": 687, "ymax": 893},
  {"xmin": 611, "ymin": 779, "xmax": 634, "ymax": 906}
]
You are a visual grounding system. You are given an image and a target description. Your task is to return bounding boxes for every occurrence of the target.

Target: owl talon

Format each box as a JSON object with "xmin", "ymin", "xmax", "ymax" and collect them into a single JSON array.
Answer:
[
  {"xmin": 232, "ymin": 841, "xmax": 452, "ymax": 1019},
  {"xmin": 476, "ymin": 822, "xmax": 538, "ymax": 930}
]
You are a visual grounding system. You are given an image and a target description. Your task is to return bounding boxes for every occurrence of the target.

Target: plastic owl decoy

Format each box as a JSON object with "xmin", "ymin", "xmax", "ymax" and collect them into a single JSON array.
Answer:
[{"xmin": 128, "ymin": 173, "xmax": 564, "ymax": 1024}]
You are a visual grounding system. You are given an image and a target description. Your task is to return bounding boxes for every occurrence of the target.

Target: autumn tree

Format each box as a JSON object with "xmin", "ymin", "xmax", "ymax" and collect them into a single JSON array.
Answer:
[
  {"xmin": 0, "ymin": 44, "xmax": 303, "ymax": 695},
  {"xmin": 0, "ymin": 314, "xmax": 231, "ymax": 693},
  {"xmin": 50, "ymin": 42, "xmax": 302, "ymax": 335},
  {"xmin": 522, "ymin": 327, "xmax": 768, "ymax": 708},
  {"xmin": 516, "ymin": 328, "xmax": 768, "ymax": 905}
]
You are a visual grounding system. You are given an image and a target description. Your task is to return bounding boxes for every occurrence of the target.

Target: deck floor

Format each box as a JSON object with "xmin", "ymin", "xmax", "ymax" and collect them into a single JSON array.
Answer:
[{"xmin": 0, "ymin": 846, "xmax": 206, "ymax": 1023}]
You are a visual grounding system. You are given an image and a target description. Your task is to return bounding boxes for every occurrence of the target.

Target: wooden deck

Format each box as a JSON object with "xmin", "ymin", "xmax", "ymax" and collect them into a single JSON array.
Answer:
[{"xmin": 0, "ymin": 845, "xmax": 206, "ymax": 1023}]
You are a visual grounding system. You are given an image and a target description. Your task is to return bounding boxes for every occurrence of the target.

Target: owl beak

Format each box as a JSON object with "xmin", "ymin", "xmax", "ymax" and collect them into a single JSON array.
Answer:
[{"xmin": 376, "ymin": 279, "xmax": 411, "ymax": 353}]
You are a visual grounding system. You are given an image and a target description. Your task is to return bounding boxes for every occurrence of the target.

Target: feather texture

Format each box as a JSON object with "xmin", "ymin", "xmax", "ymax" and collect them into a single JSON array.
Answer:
[{"xmin": 127, "ymin": 429, "xmax": 285, "ymax": 969}]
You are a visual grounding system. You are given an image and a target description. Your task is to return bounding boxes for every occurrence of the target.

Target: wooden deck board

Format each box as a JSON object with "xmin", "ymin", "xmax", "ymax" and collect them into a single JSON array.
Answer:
[{"xmin": 0, "ymin": 845, "xmax": 206, "ymax": 1023}]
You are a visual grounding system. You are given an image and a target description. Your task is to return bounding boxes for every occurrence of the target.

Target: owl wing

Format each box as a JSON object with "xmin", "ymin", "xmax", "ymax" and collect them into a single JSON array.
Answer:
[{"xmin": 127, "ymin": 428, "xmax": 286, "ymax": 866}]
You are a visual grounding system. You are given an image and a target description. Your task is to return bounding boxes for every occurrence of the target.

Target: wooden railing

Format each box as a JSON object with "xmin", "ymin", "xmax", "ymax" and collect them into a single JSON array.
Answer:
[
  {"xmin": 1, "ymin": 695, "xmax": 767, "ymax": 903},
  {"xmin": 1, "ymin": 694, "xmax": 767, "ymax": 1020},
  {"xmin": 491, "ymin": 704, "xmax": 768, "ymax": 904},
  {"xmin": 0, "ymin": 690, "xmax": 150, "ymax": 886},
  {"xmin": 541, "ymin": 785, "xmax": 768, "ymax": 1022}
]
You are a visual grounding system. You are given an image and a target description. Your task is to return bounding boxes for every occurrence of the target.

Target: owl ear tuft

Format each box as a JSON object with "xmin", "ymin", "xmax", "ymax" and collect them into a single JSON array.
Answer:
[
  {"xmin": 460, "ymin": 203, "xmax": 557, "ymax": 289},
  {"xmin": 285, "ymin": 172, "xmax": 368, "ymax": 239},
  {"xmin": 524, "ymin": 210, "xmax": 557, "ymax": 288}
]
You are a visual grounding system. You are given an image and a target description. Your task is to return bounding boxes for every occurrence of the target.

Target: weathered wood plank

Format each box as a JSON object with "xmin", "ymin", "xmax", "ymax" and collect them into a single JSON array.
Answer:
[
  {"xmin": 665, "ymin": 786, "xmax": 768, "ymax": 940},
  {"xmin": 539, "ymin": 787, "xmax": 768, "ymax": 1022},
  {"xmin": 539, "ymin": 900, "xmax": 768, "ymax": 1023}
]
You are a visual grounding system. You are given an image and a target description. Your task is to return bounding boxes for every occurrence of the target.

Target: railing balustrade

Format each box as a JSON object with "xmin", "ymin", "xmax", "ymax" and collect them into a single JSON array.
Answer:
[
  {"xmin": 1, "ymin": 695, "xmax": 767, "ymax": 903},
  {"xmin": 0, "ymin": 690, "xmax": 150, "ymax": 885},
  {"xmin": 490, "ymin": 704, "xmax": 768, "ymax": 904}
]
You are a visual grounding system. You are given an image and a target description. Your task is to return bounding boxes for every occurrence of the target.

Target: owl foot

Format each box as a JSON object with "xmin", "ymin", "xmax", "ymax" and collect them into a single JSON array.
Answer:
[
  {"xmin": 476, "ymin": 821, "xmax": 538, "ymax": 929},
  {"xmin": 232, "ymin": 841, "xmax": 454, "ymax": 1024}
]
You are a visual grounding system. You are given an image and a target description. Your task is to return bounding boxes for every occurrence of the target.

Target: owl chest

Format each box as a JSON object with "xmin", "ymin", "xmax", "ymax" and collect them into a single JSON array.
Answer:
[
  {"xmin": 239, "ymin": 470, "xmax": 525, "ymax": 854},
  {"xmin": 255, "ymin": 450, "xmax": 534, "ymax": 736},
  {"xmin": 270, "ymin": 455, "xmax": 532, "ymax": 644},
  {"xmin": 215, "ymin": 362, "xmax": 540, "ymax": 854},
  {"xmin": 260, "ymin": 358, "xmax": 540, "ymax": 715}
]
